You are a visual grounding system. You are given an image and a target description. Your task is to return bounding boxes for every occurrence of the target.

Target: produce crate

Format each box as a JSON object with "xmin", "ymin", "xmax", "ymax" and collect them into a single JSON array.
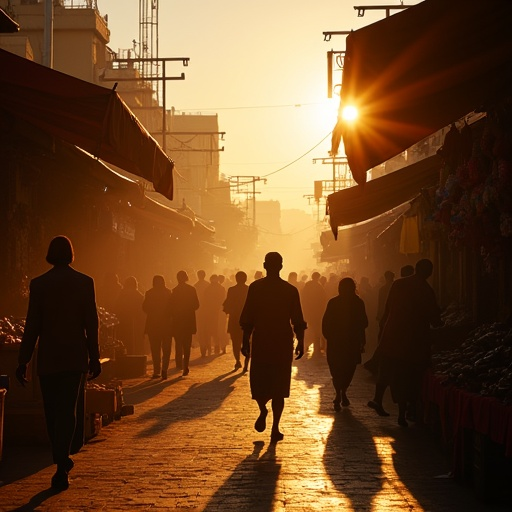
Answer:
[
  {"xmin": 0, "ymin": 389, "xmax": 5, "ymax": 461},
  {"xmin": 85, "ymin": 388, "xmax": 116, "ymax": 424},
  {"xmin": 84, "ymin": 412, "xmax": 101, "ymax": 441}
]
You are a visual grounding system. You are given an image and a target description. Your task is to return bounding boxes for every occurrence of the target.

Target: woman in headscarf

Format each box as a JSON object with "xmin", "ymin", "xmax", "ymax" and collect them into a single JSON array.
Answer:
[{"xmin": 322, "ymin": 277, "xmax": 368, "ymax": 411}]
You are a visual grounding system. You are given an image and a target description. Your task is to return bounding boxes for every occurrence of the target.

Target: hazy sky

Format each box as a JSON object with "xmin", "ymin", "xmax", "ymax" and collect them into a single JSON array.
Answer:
[{"xmin": 98, "ymin": 1, "xmax": 413, "ymax": 212}]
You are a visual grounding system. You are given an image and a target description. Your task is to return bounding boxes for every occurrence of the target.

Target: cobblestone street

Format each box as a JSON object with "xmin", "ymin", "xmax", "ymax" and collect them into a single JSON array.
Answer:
[{"xmin": 0, "ymin": 348, "xmax": 507, "ymax": 511}]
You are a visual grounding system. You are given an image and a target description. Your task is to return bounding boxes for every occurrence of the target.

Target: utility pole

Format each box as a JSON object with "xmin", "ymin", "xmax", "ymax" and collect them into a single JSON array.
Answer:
[
  {"xmin": 43, "ymin": 0, "xmax": 53, "ymax": 68},
  {"xmin": 323, "ymin": 31, "xmax": 351, "ymax": 98},
  {"xmin": 228, "ymin": 176, "xmax": 266, "ymax": 227},
  {"xmin": 312, "ymin": 156, "xmax": 354, "ymax": 194},
  {"xmin": 353, "ymin": 4, "xmax": 412, "ymax": 17}
]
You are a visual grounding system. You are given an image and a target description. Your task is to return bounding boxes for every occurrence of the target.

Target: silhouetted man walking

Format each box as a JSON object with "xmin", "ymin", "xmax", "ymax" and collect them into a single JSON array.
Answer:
[{"xmin": 240, "ymin": 252, "xmax": 306, "ymax": 442}]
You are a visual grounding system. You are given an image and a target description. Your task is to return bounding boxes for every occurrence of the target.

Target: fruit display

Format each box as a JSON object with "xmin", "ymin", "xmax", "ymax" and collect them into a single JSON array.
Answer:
[
  {"xmin": 0, "ymin": 316, "xmax": 25, "ymax": 346},
  {"xmin": 98, "ymin": 306, "xmax": 119, "ymax": 329},
  {"xmin": 432, "ymin": 322, "xmax": 512, "ymax": 404}
]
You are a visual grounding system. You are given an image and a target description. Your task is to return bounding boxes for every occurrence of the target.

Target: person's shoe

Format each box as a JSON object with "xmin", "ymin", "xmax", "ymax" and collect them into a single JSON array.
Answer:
[
  {"xmin": 234, "ymin": 361, "xmax": 242, "ymax": 370},
  {"xmin": 182, "ymin": 368, "xmax": 189, "ymax": 376},
  {"xmin": 51, "ymin": 470, "xmax": 69, "ymax": 491},
  {"xmin": 333, "ymin": 400, "xmax": 341, "ymax": 412},
  {"xmin": 254, "ymin": 409, "xmax": 268, "ymax": 432},
  {"xmin": 341, "ymin": 395, "xmax": 350, "ymax": 407},
  {"xmin": 270, "ymin": 430, "xmax": 284, "ymax": 442},
  {"xmin": 367, "ymin": 400, "xmax": 390, "ymax": 417},
  {"xmin": 151, "ymin": 373, "xmax": 161, "ymax": 379},
  {"xmin": 161, "ymin": 371, "xmax": 167, "ymax": 380},
  {"xmin": 63, "ymin": 458, "xmax": 74, "ymax": 473}
]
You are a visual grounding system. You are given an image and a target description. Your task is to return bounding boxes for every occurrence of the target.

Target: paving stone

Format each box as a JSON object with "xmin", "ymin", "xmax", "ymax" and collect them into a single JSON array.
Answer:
[{"xmin": 0, "ymin": 348, "xmax": 510, "ymax": 511}]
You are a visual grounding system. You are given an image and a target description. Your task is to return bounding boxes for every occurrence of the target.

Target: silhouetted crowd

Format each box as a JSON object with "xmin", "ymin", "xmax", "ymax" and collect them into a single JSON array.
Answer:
[
  {"xmin": 100, "ymin": 262, "xmax": 441, "ymax": 431},
  {"xmin": 16, "ymin": 236, "xmax": 443, "ymax": 490}
]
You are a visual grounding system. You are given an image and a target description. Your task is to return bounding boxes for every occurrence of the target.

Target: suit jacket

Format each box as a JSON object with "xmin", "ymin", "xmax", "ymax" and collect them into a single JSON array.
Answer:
[
  {"xmin": 171, "ymin": 282, "xmax": 199, "ymax": 337},
  {"xmin": 142, "ymin": 285, "xmax": 173, "ymax": 338},
  {"xmin": 223, "ymin": 283, "xmax": 248, "ymax": 333},
  {"xmin": 18, "ymin": 265, "xmax": 100, "ymax": 376}
]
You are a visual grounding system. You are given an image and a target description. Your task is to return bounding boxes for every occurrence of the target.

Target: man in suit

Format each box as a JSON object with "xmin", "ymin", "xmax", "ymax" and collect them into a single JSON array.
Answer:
[
  {"xmin": 16, "ymin": 235, "xmax": 101, "ymax": 491},
  {"xmin": 171, "ymin": 270, "xmax": 199, "ymax": 376},
  {"xmin": 223, "ymin": 271, "xmax": 249, "ymax": 372}
]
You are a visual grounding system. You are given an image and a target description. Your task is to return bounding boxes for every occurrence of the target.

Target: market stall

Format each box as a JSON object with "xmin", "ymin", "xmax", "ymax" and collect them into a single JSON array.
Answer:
[{"xmin": 424, "ymin": 321, "xmax": 512, "ymax": 502}]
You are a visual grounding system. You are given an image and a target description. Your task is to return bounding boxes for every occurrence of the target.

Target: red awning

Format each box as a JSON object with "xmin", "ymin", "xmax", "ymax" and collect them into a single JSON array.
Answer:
[
  {"xmin": 0, "ymin": 48, "xmax": 174, "ymax": 200},
  {"xmin": 327, "ymin": 154, "xmax": 440, "ymax": 234},
  {"xmin": 332, "ymin": 0, "xmax": 512, "ymax": 184}
]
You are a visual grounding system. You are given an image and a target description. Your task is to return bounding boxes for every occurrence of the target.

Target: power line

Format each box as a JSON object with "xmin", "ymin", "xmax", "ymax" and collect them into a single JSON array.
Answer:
[
  {"xmin": 176, "ymin": 102, "xmax": 324, "ymax": 112},
  {"xmin": 261, "ymin": 132, "xmax": 332, "ymax": 178}
]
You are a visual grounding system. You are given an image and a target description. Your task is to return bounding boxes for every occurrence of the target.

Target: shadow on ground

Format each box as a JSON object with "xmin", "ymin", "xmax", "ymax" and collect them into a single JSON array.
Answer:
[
  {"xmin": 203, "ymin": 441, "xmax": 280, "ymax": 512},
  {"xmin": 134, "ymin": 370, "xmax": 244, "ymax": 438}
]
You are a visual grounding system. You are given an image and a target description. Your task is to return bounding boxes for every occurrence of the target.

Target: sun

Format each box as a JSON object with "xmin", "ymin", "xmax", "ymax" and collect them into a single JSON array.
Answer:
[{"xmin": 341, "ymin": 105, "xmax": 358, "ymax": 122}]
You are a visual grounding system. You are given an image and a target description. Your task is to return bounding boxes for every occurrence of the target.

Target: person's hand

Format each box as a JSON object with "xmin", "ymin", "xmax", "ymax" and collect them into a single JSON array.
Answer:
[
  {"xmin": 295, "ymin": 340, "xmax": 304, "ymax": 360},
  {"xmin": 241, "ymin": 343, "xmax": 250, "ymax": 358},
  {"xmin": 88, "ymin": 359, "xmax": 102, "ymax": 381},
  {"xmin": 15, "ymin": 364, "xmax": 28, "ymax": 386}
]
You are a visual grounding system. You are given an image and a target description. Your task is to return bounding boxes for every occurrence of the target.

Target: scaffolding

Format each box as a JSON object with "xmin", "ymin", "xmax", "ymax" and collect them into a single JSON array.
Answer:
[{"xmin": 138, "ymin": 0, "xmax": 160, "ymax": 101}]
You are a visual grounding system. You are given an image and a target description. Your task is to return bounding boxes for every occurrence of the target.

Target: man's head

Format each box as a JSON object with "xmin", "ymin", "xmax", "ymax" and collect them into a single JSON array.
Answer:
[
  {"xmin": 153, "ymin": 275, "xmax": 165, "ymax": 288},
  {"xmin": 400, "ymin": 265, "xmax": 414, "ymax": 278},
  {"xmin": 235, "ymin": 271, "xmax": 247, "ymax": 284},
  {"xmin": 46, "ymin": 235, "xmax": 74, "ymax": 266},
  {"xmin": 197, "ymin": 269, "xmax": 206, "ymax": 280},
  {"xmin": 415, "ymin": 259, "xmax": 434, "ymax": 279},
  {"xmin": 263, "ymin": 252, "xmax": 283, "ymax": 273},
  {"xmin": 311, "ymin": 271, "xmax": 321, "ymax": 281},
  {"xmin": 384, "ymin": 270, "xmax": 395, "ymax": 282},
  {"xmin": 177, "ymin": 270, "xmax": 188, "ymax": 284}
]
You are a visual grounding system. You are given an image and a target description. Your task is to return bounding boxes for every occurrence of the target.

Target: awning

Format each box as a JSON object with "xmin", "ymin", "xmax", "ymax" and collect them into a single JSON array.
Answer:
[
  {"xmin": 332, "ymin": 0, "xmax": 512, "ymax": 184},
  {"xmin": 327, "ymin": 154, "xmax": 440, "ymax": 235},
  {"xmin": 320, "ymin": 203, "xmax": 410, "ymax": 262},
  {"xmin": 0, "ymin": 8, "xmax": 19, "ymax": 33},
  {"xmin": 0, "ymin": 48, "xmax": 174, "ymax": 200},
  {"xmin": 134, "ymin": 196, "xmax": 194, "ymax": 235}
]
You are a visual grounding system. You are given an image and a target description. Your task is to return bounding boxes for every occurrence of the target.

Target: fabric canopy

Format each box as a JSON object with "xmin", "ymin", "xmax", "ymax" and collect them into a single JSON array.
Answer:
[
  {"xmin": 136, "ymin": 196, "xmax": 194, "ymax": 235},
  {"xmin": 320, "ymin": 203, "xmax": 410, "ymax": 262},
  {"xmin": 0, "ymin": 8, "xmax": 19, "ymax": 33},
  {"xmin": 0, "ymin": 48, "xmax": 174, "ymax": 200},
  {"xmin": 332, "ymin": 0, "xmax": 512, "ymax": 184},
  {"xmin": 327, "ymin": 154, "xmax": 440, "ymax": 234}
]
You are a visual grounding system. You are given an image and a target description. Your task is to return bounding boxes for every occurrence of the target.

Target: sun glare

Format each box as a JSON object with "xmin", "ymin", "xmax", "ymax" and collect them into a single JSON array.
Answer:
[{"xmin": 341, "ymin": 105, "xmax": 358, "ymax": 122}]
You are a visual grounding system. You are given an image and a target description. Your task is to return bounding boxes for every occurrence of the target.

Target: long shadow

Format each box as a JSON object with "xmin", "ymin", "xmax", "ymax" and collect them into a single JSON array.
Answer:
[
  {"xmin": 122, "ymin": 353, "xmax": 220, "ymax": 406},
  {"xmin": 135, "ymin": 371, "xmax": 243, "ymax": 438},
  {"xmin": 122, "ymin": 372, "xmax": 183, "ymax": 406},
  {"xmin": 323, "ymin": 408, "xmax": 383, "ymax": 511},
  {"xmin": 0, "ymin": 445, "xmax": 52, "ymax": 485},
  {"xmin": 8, "ymin": 487, "xmax": 62, "ymax": 511},
  {"xmin": 203, "ymin": 441, "xmax": 280, "ymax": 511}
]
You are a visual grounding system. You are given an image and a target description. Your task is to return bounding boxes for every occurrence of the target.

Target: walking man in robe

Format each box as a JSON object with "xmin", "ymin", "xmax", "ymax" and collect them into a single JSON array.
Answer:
[
  {"xmin": 368, "ymin": 258, "xmax": 442, "ymax": 426},
  {"xmin": 240, "ymin": 252, "xmax": 307, "ymax": 442}
]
